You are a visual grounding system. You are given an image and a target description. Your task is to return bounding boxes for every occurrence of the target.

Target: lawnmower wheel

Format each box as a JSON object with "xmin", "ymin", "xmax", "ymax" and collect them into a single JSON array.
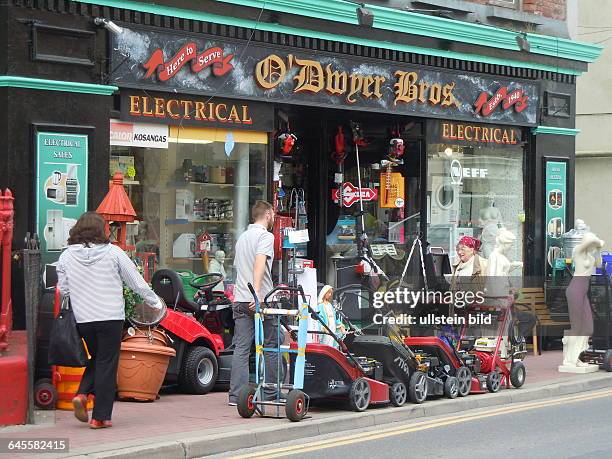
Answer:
[
  {"xmin": 34, "ymin": 378, "xmax": 57, "ymax": 410},
  {"xmin": 486, "ymin": 370, "xmax": 502, "ymax": 393},
  {"xmin": 456, "ymin": 366, "xmax": 471, "ymax": 397},
  {"xmin": 349, "ymin": 378, "xmax": 371, "ymax": 412},
  {"xmin": 179, "ymin": 346, "xmax": 219, "ymax": 394},
  {"xmin": 603, "ymin": 350, "xmax": 612, "ymax": 372},
  {"xmin": 285, "ymin": 389, "xmax": 307, "ymax": 422},
  {"xmin": 389, "ymin": 382, "xmax": 407, "ymax": 407},
  {"xmin": 237, "ymin": 386, "xmax": 257, "ymax": 418},
  {"xmin": 408, "ymin": 371, "xmax": 428, "ymax": 404},
  {"xmin": 443, "ymin": 376, "xmax": 459, "ymax": 399},
  {"xmin": 510, "ymin": 362, "xmax": 526, "ymax": 388}
]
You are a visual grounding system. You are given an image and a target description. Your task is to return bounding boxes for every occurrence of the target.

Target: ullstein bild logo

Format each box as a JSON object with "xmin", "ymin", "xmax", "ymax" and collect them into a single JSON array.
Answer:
[{"xmin": 450, "ymin": 159, "xmax": 488, "ymax": 185}]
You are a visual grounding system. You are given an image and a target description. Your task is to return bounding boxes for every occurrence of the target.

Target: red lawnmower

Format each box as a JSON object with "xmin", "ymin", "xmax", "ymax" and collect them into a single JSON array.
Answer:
[
  {"xmin": 454, "ymin": 298, "xmax": 527, "ymax": 393},
  {"xmin": 152, "ymin": 269, "xmax": 234, "ymax": 394}
]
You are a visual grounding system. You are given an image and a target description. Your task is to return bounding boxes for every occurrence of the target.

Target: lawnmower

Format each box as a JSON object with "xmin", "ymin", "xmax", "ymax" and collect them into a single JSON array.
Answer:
[
  {"xmin": 454, "ymin": 297, "xmax": 527, "ymax": 393},
  {"xmin": 152, "ymin": 269, "xmax": 234, "ymax": 394},
  {"xmin": 336, "ymin": 284, "xmax": 461, "ymax": 403}
]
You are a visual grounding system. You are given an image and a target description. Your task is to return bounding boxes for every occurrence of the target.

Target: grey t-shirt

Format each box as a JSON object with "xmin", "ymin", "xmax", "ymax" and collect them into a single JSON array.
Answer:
[{"xmin": 233, "ymin": 223, "xmax": 275, "ymax": 303}]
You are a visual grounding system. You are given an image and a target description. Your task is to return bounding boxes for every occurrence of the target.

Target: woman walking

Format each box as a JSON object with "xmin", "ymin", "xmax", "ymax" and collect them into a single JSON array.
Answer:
[{"xmin": 57, "ymin": 212, "xmax": 162, "ymax": 428}]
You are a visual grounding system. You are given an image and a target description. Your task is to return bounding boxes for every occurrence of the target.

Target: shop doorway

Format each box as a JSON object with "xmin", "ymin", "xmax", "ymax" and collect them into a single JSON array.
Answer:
[{"xmin": 275, "ymin": 106, "xmax": 425, "ymax": 295}]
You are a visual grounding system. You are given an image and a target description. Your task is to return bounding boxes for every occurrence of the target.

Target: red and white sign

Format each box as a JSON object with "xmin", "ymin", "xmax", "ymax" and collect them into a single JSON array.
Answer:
[
  {"xmin": 110, "ymin": 120, "xmax": 168, "ymax": 149},
  {"xmin": 142, "ymin": 43, "xmax": 234, "ymax": 81},
  {"xmin": 474, "ymin": 86, "xmax": 528, "ymax": 117},
  {"xmin": 331, "ymin": 182, "xmax": 378, "ymax": 207}
]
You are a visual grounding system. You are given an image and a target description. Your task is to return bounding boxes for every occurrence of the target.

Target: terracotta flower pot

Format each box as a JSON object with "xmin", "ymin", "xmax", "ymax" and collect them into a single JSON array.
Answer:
[
  {"xmin": 117, "ymin": 329, "xmax": 176, "ymax": 402},
  {"xmin": 122, "ymin": 328, "xmax": 169, "ymax": 347}
]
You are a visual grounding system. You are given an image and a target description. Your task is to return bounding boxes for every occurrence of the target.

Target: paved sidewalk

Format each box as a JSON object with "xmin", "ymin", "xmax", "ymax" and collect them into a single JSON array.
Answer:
[{"xmin": 1, "ymin": 351, "xmax": 611, "ymax": 459}]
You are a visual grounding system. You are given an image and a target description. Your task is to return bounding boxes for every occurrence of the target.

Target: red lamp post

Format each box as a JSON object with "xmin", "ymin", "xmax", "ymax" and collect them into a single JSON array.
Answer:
[{"xmin": 96, "ymin": 172, "xmax": 137, "ymax": 251}]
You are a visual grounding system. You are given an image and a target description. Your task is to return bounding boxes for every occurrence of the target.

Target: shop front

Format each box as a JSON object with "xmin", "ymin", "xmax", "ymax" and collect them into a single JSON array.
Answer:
[
  {"xmin": 107, "ymin": 24, "xmax": 539, "ymax": 296},
  {"xmin": 108, "ymin": 91, "xmax": 273, "ymax": 283}
]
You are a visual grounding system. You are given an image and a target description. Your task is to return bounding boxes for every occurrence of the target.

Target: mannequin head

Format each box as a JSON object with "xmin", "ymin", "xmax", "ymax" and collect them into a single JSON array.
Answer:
[
  {"xmin": 214, "ymin": 250, "xmax": 225, "ymax": 263},
  {"xmin": 318, "ymin": 285, "xmax": 334, "ymax": 304},
  {"xmin": 495, "ymin": 228, "xmax": 516, "ymax": 254},
  {"xmin": 486, "ymin": 192, "xmax": 495, "ymax": 207}
]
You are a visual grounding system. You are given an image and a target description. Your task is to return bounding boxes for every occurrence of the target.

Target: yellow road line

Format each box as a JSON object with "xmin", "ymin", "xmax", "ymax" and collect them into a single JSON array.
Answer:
[{"xmin": 231, "ymin": 388, "xmax": 612, "ymax": 459}]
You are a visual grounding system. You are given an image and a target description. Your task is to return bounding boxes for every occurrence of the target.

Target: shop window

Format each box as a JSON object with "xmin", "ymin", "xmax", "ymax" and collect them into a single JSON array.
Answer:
[
  {"xmin": 426, "ymin": 141, "xmax": 524, "ymax": 269},
  {"xmin": 110, "ymin": 126, "xmax": 268, "ymax": 282}
]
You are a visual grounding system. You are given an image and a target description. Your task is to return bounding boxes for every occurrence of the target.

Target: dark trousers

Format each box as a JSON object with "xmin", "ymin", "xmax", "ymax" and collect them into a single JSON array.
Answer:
[
  {"xmin": 76, "ymin": 320, "xmax": 124, "ymax": 421},
  {"xmin": 228, "ymin": 303, "xmax": 279, "ymax": 402}
]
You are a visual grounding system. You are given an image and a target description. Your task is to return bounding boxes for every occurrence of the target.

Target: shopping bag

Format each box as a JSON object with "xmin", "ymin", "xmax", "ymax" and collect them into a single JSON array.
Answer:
[{"xmin": 48, "ymin": 295, "xmax": 89, "ymax": 367}]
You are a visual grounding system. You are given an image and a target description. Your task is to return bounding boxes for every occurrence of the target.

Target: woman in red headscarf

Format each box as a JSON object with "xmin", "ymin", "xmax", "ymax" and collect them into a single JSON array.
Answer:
[{"xmin": 449, "ymin": 236, "xmax": 488, "ymax": 309}]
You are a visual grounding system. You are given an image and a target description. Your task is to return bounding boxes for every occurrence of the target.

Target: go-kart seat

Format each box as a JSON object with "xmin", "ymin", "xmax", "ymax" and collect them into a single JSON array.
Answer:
[{"xmin": 151, "ymin": 269, "xmax": 200, "ymax": 314}]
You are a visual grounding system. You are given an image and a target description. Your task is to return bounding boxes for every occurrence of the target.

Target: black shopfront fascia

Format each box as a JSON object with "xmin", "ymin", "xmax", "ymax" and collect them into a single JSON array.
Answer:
[{"xmin": 3, "ymin": 4, "xmax": 576, "ymax": 284}]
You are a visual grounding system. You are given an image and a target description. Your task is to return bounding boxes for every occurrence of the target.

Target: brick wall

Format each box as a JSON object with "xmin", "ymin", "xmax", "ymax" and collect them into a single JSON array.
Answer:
[{"xmin": 463, "ymin": 0, "xmax": 566, "ymax": 20}]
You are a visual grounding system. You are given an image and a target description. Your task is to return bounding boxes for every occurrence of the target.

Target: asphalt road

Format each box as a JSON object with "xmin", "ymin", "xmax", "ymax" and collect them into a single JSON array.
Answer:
[{"xmin": 213, "ymin": 389, "xmax": 612, "ymax": 459}]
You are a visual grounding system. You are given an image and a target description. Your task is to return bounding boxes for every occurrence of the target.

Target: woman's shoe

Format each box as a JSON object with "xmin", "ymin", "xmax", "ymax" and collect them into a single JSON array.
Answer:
[
  {"xmin": 72, "ymin": 395, "xmax": 89, "ymax": 423},
  {"xmin": 89, "ymin": 419, "xmax": 112, "ymax": 429}
]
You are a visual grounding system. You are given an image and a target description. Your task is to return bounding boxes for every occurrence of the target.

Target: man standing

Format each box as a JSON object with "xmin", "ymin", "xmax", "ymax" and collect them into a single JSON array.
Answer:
[{"xmin": 228, "ymin": 201, "xmax": 277, "ymax": 406}]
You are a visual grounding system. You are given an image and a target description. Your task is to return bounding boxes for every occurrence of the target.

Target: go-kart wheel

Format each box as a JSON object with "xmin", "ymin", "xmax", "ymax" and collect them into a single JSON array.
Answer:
[
  {"xmin": 237, "ymin": 386, "xmax": 257, "ymax": 418},
  {"xmin": 389, "ymin": 382, "xmax": 407, "ymax": 407},
  {"xmin": 408, "ymin": 371, "xmax": 428, "ymax": 404},
  {"xmin": 510, "ymin": 362, "xmax": 526, "ymax": 388},
  {"xmin": 456, "ymin": 366, "xmax": 472, "ymax": 397},
  {"xmin": 285, "ymin": 389, "xmax": 307, "ymax": 422},
  {"xmin": 34, "ymin": 378, "xmax": 57, "ymax": 410},
  {"xmin": 486, "ymin": 370, "xmax": 502, "ymax": 393},
  {"xmin": 603, "ymin": 350, "xmax": 612, "ymax": 372},
  {"xmin": 179, "ymin": 346, "xmax": 219, "ymax": 394},
  {"xmin": 443, "ymin": 376, "xmax": 459, "ymax": 399},
  {"xmin": 349, "ymin": 378, "xmax": 371, "ymax": 412}
]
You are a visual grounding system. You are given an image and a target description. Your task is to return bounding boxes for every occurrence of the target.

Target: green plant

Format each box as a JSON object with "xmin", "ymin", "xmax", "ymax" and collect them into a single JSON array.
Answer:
[{"xmin": 123, "ymin": 286, "xmax": 143, "ymax": 321}]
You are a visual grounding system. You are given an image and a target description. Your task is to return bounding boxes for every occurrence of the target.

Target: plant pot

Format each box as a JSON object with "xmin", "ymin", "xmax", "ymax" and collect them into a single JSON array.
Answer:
[
  {"xmin": 117, "ymin": 330, "xmax": 176, "ymax": 402},
  {"xmin": 122, "ymin": 328, "xmax": 169, "ymax": 347}
]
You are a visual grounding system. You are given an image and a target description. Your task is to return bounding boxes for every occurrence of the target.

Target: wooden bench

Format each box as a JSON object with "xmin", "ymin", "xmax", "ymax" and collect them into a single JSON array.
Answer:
[{"xmin": 514, "ymin": 287, "xmax": 571, "ymax": 355}]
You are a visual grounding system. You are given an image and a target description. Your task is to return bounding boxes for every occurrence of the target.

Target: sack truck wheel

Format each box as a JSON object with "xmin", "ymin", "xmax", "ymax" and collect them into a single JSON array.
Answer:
[
  {"xmin": 510, "ymin": 361, "xmax": 526, "ymax": 388},
  {"xmin": 443, "ymin": 376, "xmax": 459, "ymax": 399},
  {"xmin": 179, "ymin": 346, "xmax": 219, "ymax": 394},
  {"xmin": 237, "ymin": 386, "xmax": 257, "ymax": 418},
  {"xmin": 349, "ymin": 377, "xmax": 371, "ymax": 412},
  {"xmin": 456, "ymin": 366, "xmax": 472, "ymax": 397},
  {"xmin": 408, "ymin": 371, "xmax": 428, "ymax": 404},
  {"xmin": 34, "ymin": 378, "xmax": 57, "ymax": 410},
  {"xmin": 285, "ymin": 389, "xmax": 307, "ymax": 422},
  {"xmin": 603, "ymin": 350, "xmax": 612, "ymax": 372},
  {"xmin": 486, "ymin": 370, "xmax": 502, "ymax": 393},
  {"xmin": 389, "ymin": 382, "xmax": 407, "ymax": 407}
]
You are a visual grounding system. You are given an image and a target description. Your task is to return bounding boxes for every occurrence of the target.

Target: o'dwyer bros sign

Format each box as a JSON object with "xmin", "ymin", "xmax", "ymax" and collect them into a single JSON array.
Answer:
[{"xmin": 111, "ymin": 27, "xmax": 539, "ymax": 126}]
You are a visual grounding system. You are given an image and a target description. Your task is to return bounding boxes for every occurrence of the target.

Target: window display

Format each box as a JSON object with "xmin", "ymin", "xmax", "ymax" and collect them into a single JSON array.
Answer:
[
  {"xmin": 110, "ymin": 127, "xmax": 268, "ymax": 281},
  {"xmin": 426, "ymin": 137, "xmax": 524, "ymax": 269}
]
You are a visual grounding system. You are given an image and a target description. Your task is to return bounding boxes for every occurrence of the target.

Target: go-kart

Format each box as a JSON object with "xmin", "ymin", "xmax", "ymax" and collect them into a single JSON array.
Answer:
[{"xmin": 152, "ymin": 269, "xmax": 234, "ymax": 394}]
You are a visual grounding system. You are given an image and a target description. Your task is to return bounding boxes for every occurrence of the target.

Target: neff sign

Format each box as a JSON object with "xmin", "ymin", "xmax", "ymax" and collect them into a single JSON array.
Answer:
[{"xmin": 450, "ymin": 159, "xmax": 488, "ymax": 185}]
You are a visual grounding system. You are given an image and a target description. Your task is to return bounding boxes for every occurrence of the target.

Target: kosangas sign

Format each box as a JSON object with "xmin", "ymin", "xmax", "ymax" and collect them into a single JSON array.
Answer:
[{"xmin": 111, "ymin": 27, "xmax": 539, "ymax": 126}]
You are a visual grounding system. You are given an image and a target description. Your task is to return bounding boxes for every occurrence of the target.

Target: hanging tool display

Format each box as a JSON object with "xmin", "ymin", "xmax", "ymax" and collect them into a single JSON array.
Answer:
[
  {"xmin": 380, "ymin": 128, "xmax": 406, "ymax": 209},
  {"xmin": 349, "ymin": 121, "xmax": 386, "ymax": 287}
]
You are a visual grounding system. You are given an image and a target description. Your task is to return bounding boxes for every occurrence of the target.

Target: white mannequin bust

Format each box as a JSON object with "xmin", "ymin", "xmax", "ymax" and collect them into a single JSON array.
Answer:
[
  {"xmin": 208, "ymin": 250, "xmax": 227, "ymax": 292},
  {"xmin": 479, "ymin": 193, "xmax": 503, "ymax": 258},
  {"xmin": 486, "ymin": 228, "xmax": 523, "ymax": 277},
  {"xmin": 572, "ymin": 232, "xmax": 603, "ymax": 277},
  {"xmin": 559, "ymin": 231, "xmax": 604, "ymax": 373}
]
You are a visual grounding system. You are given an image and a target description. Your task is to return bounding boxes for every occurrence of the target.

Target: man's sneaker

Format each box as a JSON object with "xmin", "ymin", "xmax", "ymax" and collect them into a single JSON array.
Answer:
[
  {"xmin": 89, "ymin": 419, "xmax": 112, "ymax": 429},
  {"xmin": 228, "ymin": 401, "xmax": 237, "ymax": 407}
]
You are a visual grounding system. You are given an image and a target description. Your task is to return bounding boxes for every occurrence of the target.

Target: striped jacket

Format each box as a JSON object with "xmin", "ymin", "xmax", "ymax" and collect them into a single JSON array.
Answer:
[{"xmin": 57, "ymin": 243, "xmax": 160, "ymax": 323}]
